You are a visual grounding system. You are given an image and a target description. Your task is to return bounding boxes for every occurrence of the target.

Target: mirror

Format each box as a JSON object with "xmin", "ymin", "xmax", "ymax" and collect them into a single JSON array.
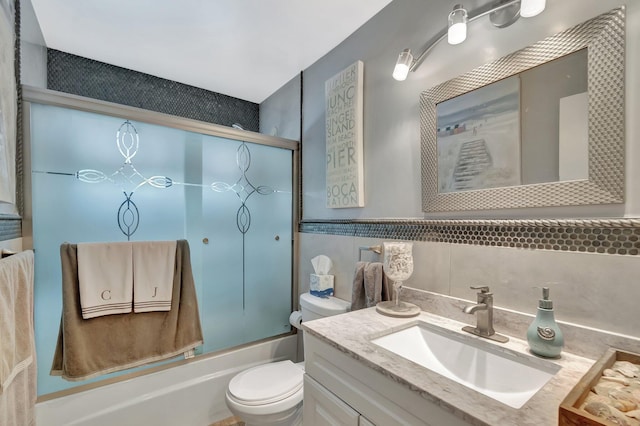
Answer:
[
  {"xmin": 421, "ymin": 7, "xmax": 625, "ymax": 212},
  {"xmin": 436, "ymin": 49, "xmax": 588, "ymax": 193}
]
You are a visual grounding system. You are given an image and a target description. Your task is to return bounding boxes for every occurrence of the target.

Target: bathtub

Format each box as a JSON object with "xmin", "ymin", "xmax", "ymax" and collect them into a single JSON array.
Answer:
[{"xmin": 36, "ymin": 335, "xmax": 297, "ymax": 426}]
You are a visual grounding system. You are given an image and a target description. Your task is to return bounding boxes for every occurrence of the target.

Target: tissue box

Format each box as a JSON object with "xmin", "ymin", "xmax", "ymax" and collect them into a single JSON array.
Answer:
[{"xmin": 310, "ymin": 274, "xmax": 334, "ymax": 297}]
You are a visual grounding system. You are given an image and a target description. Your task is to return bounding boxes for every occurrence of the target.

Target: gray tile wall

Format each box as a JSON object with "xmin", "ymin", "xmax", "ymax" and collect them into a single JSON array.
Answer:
[
  {"xmin": 298, "ymin": 232, "xmax": 640, "ymax": 339},
  {"xmin": 0, "ymin": 217, "xmax": 21, "ymax": 241},
  {"xmin": 47, "ymin": 49, "xmax": 260, "ymax": 131}
]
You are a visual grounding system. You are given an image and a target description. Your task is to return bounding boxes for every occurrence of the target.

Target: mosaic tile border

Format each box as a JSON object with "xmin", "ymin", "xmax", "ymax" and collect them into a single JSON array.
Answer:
[
  {"xmin": 299, "ymin": 218, "xmax": 640, "ymax": 256},
  {"xmin": 0, "ymin": 216, "xmax": 22, "ymax": 241},
  {"xmin": 47, "ymin": 49, "xmax": 260, "ymax": 131}
]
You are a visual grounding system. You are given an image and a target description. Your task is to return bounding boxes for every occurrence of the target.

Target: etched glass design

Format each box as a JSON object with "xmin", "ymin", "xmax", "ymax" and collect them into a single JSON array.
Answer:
[{"xmin": 30, "ymin": 104, "xmax": 293, "ymax": 395}]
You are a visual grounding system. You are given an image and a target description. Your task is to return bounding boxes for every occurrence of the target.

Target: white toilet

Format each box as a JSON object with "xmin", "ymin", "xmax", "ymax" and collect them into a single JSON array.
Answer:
[{"xmin": 225, "ymin": 292, "xmax": 350, "ymax": 426}]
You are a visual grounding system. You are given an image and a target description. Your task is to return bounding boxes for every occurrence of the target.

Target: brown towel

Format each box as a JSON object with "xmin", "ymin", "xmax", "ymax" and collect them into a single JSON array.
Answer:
[
  {"xmin": 351, "ymin": 261, "xmax": 390, "ymax": 310},
  {"xmin": 51, "ymin": 240, "xmax": 203, "ymax": 381}
]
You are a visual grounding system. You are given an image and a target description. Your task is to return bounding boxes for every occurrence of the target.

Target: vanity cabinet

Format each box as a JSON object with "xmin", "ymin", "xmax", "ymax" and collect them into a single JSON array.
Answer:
[
  {"xmin": 303, "ymin": 333, "xmax": 470, "ymax": 426},
  {"xmin": 359, "ymin": 417, "xmax": 375, "ymax": 426},
  {"xmin": 303, "ymin": 375, "xmax": 361, "ymax": 425}
]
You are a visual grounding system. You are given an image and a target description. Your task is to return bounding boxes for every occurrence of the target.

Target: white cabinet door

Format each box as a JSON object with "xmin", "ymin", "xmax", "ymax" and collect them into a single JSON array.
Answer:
[
  {"xmin": 303, "ymin": 375, "xmax": 359, "ymax": 426},
  {"xmin": 304, "ymin": 333, "xmax": 467, "ymax": 426}
]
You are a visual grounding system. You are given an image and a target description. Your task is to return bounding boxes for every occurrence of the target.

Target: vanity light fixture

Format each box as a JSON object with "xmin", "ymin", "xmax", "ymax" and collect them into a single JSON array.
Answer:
[
  {"xmin": 392, "ymin": 48, "xmax": 414, "ymax": 81},
  {"xmin": 392, "ymin": 0, "xmax": 546, "ymax": 81},
  {"xmin": 447, "ymin": 4, "xmax": 468, "ymax": 45}
]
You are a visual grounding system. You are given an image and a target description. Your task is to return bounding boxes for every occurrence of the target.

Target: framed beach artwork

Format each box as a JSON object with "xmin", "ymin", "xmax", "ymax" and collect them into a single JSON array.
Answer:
[
  {"xmin": 0, "ymin": 0, "xmax": 17, "ymax": 213},
  {"xmin": 436, "ymin": 75, "xmax": 521, "ymax": 193}
]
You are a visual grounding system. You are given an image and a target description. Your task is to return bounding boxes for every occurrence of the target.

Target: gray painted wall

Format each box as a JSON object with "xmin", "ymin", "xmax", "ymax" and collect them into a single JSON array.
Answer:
[
  {"xmin": 261, "ymin": 0, "xmax": 640, "ymax": 338},
  {"xmin": 259, "ymin": 74, "xmax": 301, "ymax": 140},
  {"xmin": 520, "ymin": 48, "xmax": 588, "ymax": 185},
  {"xmin": 261, "ymin": 0, "xmax": 639, "ymax": 220},
  {"xmin": 520, "ymin": 49, "xmax": 587, "ymax": 184},
  {"xmin": 20, "ymin": 0, "xmax": 46, "ymax": 88},
  {"xmin": 21, "ymin": 41, "xmax": 46, "ymax": 88}
]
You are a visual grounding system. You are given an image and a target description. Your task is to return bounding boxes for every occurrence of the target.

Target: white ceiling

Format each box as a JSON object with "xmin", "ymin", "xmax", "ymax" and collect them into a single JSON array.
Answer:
[{"xmin": 30, "ymin": 0, "xmax": 394, "ymax": 104}]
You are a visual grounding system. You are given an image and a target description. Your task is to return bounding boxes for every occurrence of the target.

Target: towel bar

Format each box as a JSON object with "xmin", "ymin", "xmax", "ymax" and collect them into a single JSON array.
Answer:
[
  {"xmin": 1, "ymin": 249, "xmax": 17, "ymax": 258},
  {"xmin": 358, "ymin": 245, "xmax": 382, "ymax": 261}
]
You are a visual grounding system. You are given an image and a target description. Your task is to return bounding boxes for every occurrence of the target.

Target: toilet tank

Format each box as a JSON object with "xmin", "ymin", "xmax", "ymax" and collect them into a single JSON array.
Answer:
[{"xmin": 299, "ymin": 292, "xmax": 350, "ymax": 322}]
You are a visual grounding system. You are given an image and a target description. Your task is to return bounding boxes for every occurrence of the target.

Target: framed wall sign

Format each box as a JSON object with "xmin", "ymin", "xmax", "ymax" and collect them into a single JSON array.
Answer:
[{"xmin": 325, "ymin": 60, "xmax": 364, "ymax": 208}]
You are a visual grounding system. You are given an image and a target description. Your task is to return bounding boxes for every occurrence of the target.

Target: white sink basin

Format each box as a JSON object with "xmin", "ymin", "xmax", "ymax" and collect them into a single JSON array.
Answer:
[{"xmin": 370, "ymin": 322, "xmax": 560, "ymax": 409}]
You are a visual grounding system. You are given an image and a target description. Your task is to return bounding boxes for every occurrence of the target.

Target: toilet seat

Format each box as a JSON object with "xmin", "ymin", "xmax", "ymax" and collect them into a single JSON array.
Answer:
[
  {"xmin": 225, "ymin": 293, "xmax": 348, "ymax": 425},
  {"xmin": 227, "ymin": 360, "xmax": 303, "ymax": 406}
]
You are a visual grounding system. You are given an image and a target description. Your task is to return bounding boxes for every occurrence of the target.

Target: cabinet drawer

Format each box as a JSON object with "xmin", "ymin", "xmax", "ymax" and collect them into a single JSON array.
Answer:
[{"xmin": 304, "ymin": 375, "xmax": 359, "ymax": 426}]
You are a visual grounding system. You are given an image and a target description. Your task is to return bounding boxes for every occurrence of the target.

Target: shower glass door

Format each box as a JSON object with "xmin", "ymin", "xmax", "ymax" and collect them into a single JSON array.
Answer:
[{"xmin": 29, "ymin": 103, "xmax": 294, "ymax": 396}]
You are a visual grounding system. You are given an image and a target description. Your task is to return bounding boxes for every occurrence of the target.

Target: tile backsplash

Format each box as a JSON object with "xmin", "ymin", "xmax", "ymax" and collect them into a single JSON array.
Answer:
[
  {"xmin": 298, "ymin": 231, "xmax": 640, "ymax": 340},
  {"xmin": 300, "ymin": 218, "xmax": 640, "ymax": 256}
]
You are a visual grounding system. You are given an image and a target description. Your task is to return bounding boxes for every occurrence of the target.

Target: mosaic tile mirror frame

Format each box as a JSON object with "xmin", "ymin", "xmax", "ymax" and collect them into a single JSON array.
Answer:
[{"xmin": 421, "ymin": 7, "xmax": 625, "ymax": 212}]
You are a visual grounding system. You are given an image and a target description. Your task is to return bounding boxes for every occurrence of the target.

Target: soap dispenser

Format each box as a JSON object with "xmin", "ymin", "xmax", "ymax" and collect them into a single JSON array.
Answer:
[{"xmin": 527, "ymin": 287, "xmax": 564, "ymax": 358}]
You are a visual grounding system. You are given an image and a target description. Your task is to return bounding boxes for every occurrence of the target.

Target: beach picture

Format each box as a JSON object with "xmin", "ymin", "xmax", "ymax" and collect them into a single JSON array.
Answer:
[{"xmin": 436, "ymin": 75, "xmax": 521, "ymax": 193}]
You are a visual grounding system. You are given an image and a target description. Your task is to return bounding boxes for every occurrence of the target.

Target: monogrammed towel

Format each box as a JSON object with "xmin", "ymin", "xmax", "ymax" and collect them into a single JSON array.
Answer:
[
  {"xmin": 52, "ymin": 240, "xmax": 203, "ymax": 381},
  {"xmin": 77, "ymin": 242, "xmax": 133, "ymax": 319},
  {"xmin": 132, "ymin": 241, "xmax": 176, "ymax": 313}
]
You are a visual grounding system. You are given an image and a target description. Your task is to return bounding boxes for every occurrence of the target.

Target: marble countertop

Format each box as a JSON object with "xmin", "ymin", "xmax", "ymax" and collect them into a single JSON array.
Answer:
[{"xmin": 303, "ymin": 307, "xmax": 595, "ymax": 426}]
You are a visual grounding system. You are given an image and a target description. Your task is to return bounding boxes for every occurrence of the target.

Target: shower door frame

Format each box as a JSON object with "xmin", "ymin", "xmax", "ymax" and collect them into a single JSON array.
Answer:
[{"xmin": 21, "ymin": 84, "xmax": 301, "ymax": 398}]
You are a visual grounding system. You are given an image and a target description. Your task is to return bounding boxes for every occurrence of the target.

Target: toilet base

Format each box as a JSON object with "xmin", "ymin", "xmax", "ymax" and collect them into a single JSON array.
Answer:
[
  {"xmin": 228, "ymin": 402, "xmax": 302, "ymax": 426},
  {"xmin": 225, "ymin": 360, "xmax": 305, "ymax": 426}
]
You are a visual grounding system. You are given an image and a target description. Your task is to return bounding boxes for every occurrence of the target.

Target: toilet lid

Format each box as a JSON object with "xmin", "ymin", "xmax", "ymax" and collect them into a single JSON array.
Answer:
[{"xmin": 228, "ymin": 360, "xmax": 303, "ymax": 406}]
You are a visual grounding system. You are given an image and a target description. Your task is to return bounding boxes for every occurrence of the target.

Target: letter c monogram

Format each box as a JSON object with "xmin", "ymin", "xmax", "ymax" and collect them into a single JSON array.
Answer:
[{"xmin": 101, "ymin": 290, "xmax": 112, "ymax": 300}]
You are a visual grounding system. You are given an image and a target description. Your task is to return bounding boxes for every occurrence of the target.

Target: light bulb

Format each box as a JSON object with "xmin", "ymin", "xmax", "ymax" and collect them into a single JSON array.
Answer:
[
  {"xmin": 448, "ymin": 4, "xmax": 468, "ymax": 45},
  {"xmin": 520, "ymin": 0, "xmax": 546, "ymax": 18},
  {"xmin": 392, "ymin": 49, "xmax": 413, "ymax": 81}
]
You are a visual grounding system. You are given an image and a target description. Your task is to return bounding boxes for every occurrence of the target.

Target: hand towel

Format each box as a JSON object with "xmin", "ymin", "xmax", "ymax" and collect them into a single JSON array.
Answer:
[
  {"xmin": 132, "ymin": 241, "xmax": 176, "ymax": 313},
  {"xmin": 364, "ymin": 262, "xmax": 385, "ymax": 307},
  {"xmin": 0, "ymin": 250, "xmax": 37, "ymax": 426},
  {"xmin": 77, "ymin": 242, "xmax": 133, "ymax": 319},
  {"xmin": 350, "ymin": 261, "xmax": 367, "ymax": 311},
  {"xmin": 380, "ymin": 265, "xmax": 392, "ymax": 303},
  {"xmin": 52, "ymin": 240, "xmax": 203, "ymax": 381},
  {"xmin": 351, "ymin": 261, "xmax": 390, "ymax": 311},
  {"xmin": 0, "ymin": 250, "xmax": 35, "ymax": 393},
  {"xmin": 0, "ymin": 362, "xmax": 36, "ymax": 426}
]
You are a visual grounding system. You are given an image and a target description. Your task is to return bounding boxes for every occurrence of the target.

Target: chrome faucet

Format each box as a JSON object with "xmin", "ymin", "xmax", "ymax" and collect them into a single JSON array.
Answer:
[{"xmin": 462, "ymin": 286, "xmax": 509, "ymax": 343}]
